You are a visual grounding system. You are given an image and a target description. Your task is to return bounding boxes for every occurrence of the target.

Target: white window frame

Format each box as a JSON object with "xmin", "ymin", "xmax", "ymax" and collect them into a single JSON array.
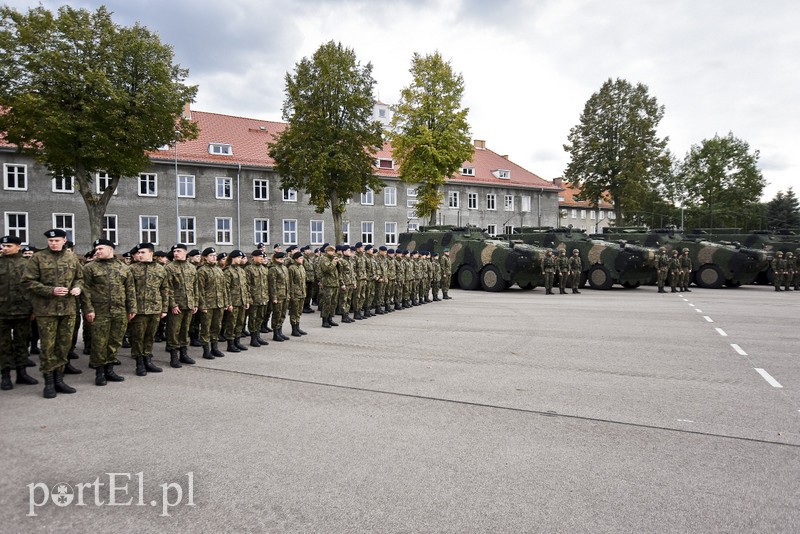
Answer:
[
  {"xmin": 178, "ymin": 175, "xmax": 195, "ymax": 198},
  {"xmin": 580, "ymin": 209, "xmax": 586, "ymax": 220},
  {"xmin": 461, "ymin": 167, "xmax": 475, "ymax": 176},
  {"xmin": 406, "ymin": 187, "xmax": 418, "ymax": 198},
  {"xmin": 253, "ymin": 179, "xmax": 269, "ymax": 201},
  {"xmin": 376, "ymin": 158, "xmax": 394, "ymax": 170},
  {"xmin": 102, "ymin": 214, "xmax": 118, "ymax": 244},
  {"xmin": 407, "ymin": 222, "xmax": 419, "ymax": 232},
  {"xmin": 310, "ymin": 220, "xmax": 324, "ymax": 245},
  {"xmin": 494, "ymin": 169, "xmax": 511, "ymax": 179},
  {"xmin": 209, "ymin": 143, "xmax": 233, "ymax": 155},
  {"xmin": 4, "ymin": 211, "xmax": 28, "ymax": 244},
  {"xmin": 486, "ymin": 224, "xmax": 497, "ymax": 237},
  {"xmin": 504, "ymin": 224, "xmax": 514, "ymax": 235},
  {"xmin": 571, "ymin": 209, "xmax": 578, "ymax": 219},
  {"xmin": 590, "ymin": 210, "xmax": 596, "ymax": 220},
  {"xmin": 52, "ymin": 213, "xmax": 75, "ymax": 243},
  {"xmin": 504, "ymin": 195, "xmax": 514, "ymax": 212},
  {"xmin": 139, "ymin": 215, "xmax": 159, "ymax": 244},
  {"xmin": 448, "ymin": 191, "xmax": 460, "ymax": 209},
  {"xmin": 599, "ymin": 211, "xmax": 605, "ymax": 221},
  {"xmin": 521, "ymin": 196, "xmax": 532, "ymax": 213},
  {"xmin": 407, "ymin": 198, "xmax": 419, "ymax": 209},
  {"xmin": 254, "ymin": 219, "xmax": 270, "ymax": 245},
  {"xmin": 385, "ymin": 222, "xmax": 398, "ymax": 245},
  {"xmin": 384, "ymin": 186, "xmax": 397, "ymax": 206},
  {"xmin": 96, "ymin": 172, "xmax": 118, "ymax": 196},
  {"xmin": 361, "ymin": 188, "xmax": 374, "ymax": 205},
  {"xmin": 407, "ymin": 210, "xmax": 418, "ymax": 220},
  {"xmin": 215, "ymin": 217, "xmax": 233, "ymax": 245},
  {"xmin": 486, "ymin": 194, "xmax": 496, "ymax": 211},
  {"xmin": 282, "ymin": 219, "xmax": 297, "ymax": 245},
  {"xmin": 342, "ymin": 222, "xmax": 350, "ymax": 245},
  {"xmin": 4, "ymin": 163, "xmax": 27, "ymax": 191},
  {"xmin": 361, "ymin": 221, "xmax": 374, "ymax": 245},
  {"xmin": 609, "ymin": 211, "xmax": 616, "ymax": 220},
  {"xmin": 215, "ymin": 177, "xmax": 233, "ymax": 200},
  {"xmin": 468, "ymin": 192, "xmax": 478, "ymax": 210},
  {"xmin": 179, "ymin": 216, "xmax": 196, "ymax": 245},
  {"xmin": 138, "ymin": 173, "xmax": 158, "ymax": 197},
  {"xmin": 52, "ymin": 175, "xmax": 74, "ymax": 193},
  {"xmin": 282, "ymin": 188, "xmax": 298, "ymax": 202}
]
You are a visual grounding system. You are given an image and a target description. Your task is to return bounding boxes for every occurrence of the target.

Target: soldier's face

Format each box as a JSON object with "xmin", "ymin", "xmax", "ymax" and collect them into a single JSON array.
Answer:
[
  {"xmin": 173, "ymin": 248, "xmax": 187, "ymax": 261},
  {"xmin": 136, "ymin": 248, "xmax": 153, "ymax": 262},
  {"xmin": 296, "ymin": 256, "xmax": 304, "ymax": 264},
  {"xmin": 47, "ymin": 237, "xmax": 66, "ymax": 251},
  {"xmin": 2, "ymin": 243, "xmax": 20, "ymax": 255},
  {"xmin": 95, "ymin": 245, "xmax": 114, "ymax": 260},
  {"xmin": 205, "ymin": 254, "xmax": 217, "ymax": 264},
  {"xmin": 23, "ymin": 250, "xmax": 34, "ymax": 258}
]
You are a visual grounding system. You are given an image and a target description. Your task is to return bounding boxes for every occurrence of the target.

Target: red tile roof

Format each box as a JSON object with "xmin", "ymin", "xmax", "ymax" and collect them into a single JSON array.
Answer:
[{"xmin": 557, "ymin": 180, "xmax": 614, "ymax": 209}]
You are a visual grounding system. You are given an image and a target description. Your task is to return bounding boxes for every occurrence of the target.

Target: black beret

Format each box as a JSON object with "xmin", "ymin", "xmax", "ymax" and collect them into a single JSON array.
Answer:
[
  {"xmin": 129, "ymin": 246, "xmax": 140, "ymax": 255},
  {"xmin": 355, "ymin": 242, "xmax": 363, "ymax": 248},
  {"xmin": 379, "ymin": 245, "xmax": 387, "ymax": 251},
  {"xmin": 217, "ymin": 252, "xmax": 227, "ymax": 260},
  {"xmin": 387, "ymin": 248, "xmax": 395, "ymax": 254},
  {"xmin": 201, "ymin": 247, "xmax": 216, "ymax": 256},
  {"xmin": 188, "ymin": 249, "xmax": 201, "ymax": 257},
  {"xmin": 172, "ymin": 243, "xmax": 188, "ymax": 251},
  {"xmin": 364, "ymin": 244, "xmax": 373, "ymax": 251},
  {"xmin": 65, "ymin": 241, "xmax": 74, "ymax": 249},
  {"xmin": 301, "ymin": 245, "xmax": 310, "ymax": 252},
  {"xmin": 292, "ymin": 251, "xmax": 303, "ymax": 260},
  {"xmin": 92, "ymin": 238, "xmax": 115, "ymax": 248},
  {"xmin": 154, "ymin": 250, "xmax": 167, "ymax": 257},
  {"xmin": 229, "ymin": 250, "xmax": 245, "ymax": 259},
  {"xmin": 252, "ymin": 250, "xmax": 264, "ymax": 257},
  {"xmin": 1, "ymin": 235, "xmax": 22, "ymax": 245},
  {"xmin": 122, "ymin": 251, "xmax": 131, "ymax": 258},
  {"xmin": 273, "ymin": 243, "xmax": 282, "ymax": 249},
  {"xmin": 273, "ymin": 252, "xmax": 286, "ymax": 259},
  {"xmin": 257, "ymin": 242, "xmax": 265, "ymax": 248},
  {"xmin": 137, "ymin": 242, "xmax": 155, "ymax": 251},
  {"xmin": 22, "ymin": 245, "xmax": 34, "ymax": 252},
  {"xmin": 45, "ymin": 228, "xmax": 67, "ymax": 238}
]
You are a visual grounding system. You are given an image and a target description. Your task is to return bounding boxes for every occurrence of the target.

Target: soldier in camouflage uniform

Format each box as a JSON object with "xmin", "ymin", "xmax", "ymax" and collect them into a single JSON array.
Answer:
[
  {"xmin": 302, "ymin": 246, "xmax": 317, "ymax": 313},
  {"xmin": 679, "ymin": 248, "xmax": 693, "ymax": 292},
  {"xmin": 784, "ymin": 252, "xmax": 795, "ymax": 291},
  {"xmin": 187, "ymin": 249, "xmax": 203, "ymax": 347},
  {"xmin": 268, "ymin": 252, "xmax": 290, "ymax": 341},
  {"xmin": 385, "ymin": 248, "xmax": 397, "ymax": 311},
  {"xmin": 352, "ymin": 243, "xmax": 368, "ymax": 320},
  {"xmin": 542, "ymin": 249, "xmax": 556, "ymax": 295},
  {"xmin": 21, "ymin": 229, "xmax": 84, "ymax": 398},
  {"xmin": 1, "ymin": 235, "xmax": 38, "ymax": 391},
  {"xmin": 128, "ymin": 243, "xmax": 170, "ymax": 376},
  {"xmin": 772, "ymin": 251, "xmax": 787, "ymax": 292},
  {"xmin": 319, "ymin": 245, "xmax": 341, "ymax": 327},
  {"xmin": 223, "ymin": 250, "xmax": 251, "ymax": 353},
  {"xmin": 668, "ymin": 250, "xmax": 682, "ymax": 293},
  {"xmin": 431, "ymin": 252, "xmax": 442, "ymax": 301},
  {"xmin": 656, "ymin": 247, "xmax": 670, "ymax": 293},
  {"xmin": 794, "ymin": 249, "xmax": 800, "ymax": 290},
  {"xmin": 402, "ymin": 250, "xmax": 413, "ymax": 307},
  {"xmin": 556, "ymin": 249, "xmax": 570, "ymax": 295},
  {"xmin": 420, "ymin": 251, "xmax": 432, "ymax": 303},
  {"xmin": 364, "ymin": 245, "xmax": 377, "ymax": 316},
  {"xmin": 196, "ymin": 248, "xmax": 230, "ymax": 358},
  {"xmin": 393, "ymin": 250, "xmax": 405, "ymax": 310},
  {"xmin": 165, "ymin": 244, "xmax": 198, "ymax": 367},
  {"xmin": 375, "ymin": 246, "xmax": 389, "ymax": 313},
  {"xmin": 81, "ymin": 239, "xmax": 134, "ymax": 386},
  {"xmin": 339, "ymin": 247, "xmax": 357, "ymax": 323},
  {"xmin": 288, "ymin": 251, "xmax": 309, "ymax": 336},
  {"xmin": 569, "ymin": 249, "xmax": 582, "ymax": 294},
  {"xmin": 245, "ymin": 250, "xmax": 270, "ymax": 347},
  {"xmin": 440, "ymin": 249, "xmax": 452, "ymax": 300}
]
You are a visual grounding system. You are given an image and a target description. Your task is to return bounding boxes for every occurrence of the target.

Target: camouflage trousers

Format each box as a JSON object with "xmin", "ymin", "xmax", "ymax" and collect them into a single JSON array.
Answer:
[
  {"xmin": 570, "ymin": 271, "xmax": 581, "ymax": 290},
  {"xmin": 366, "ymin": 281, "xmax": 376, "ymax": 309},
  {"xmin": 200, "ymin": 307, "xmax": 224, "ymax": 345},
  {"xmin": 670, "ymin": 270, "xmax": 682, "ymax": 290},
  {"xmin": 681, "ymin": 269, "xmax": 691, "ymax": 288},
  {"xmin": 341, "ymin": 286, "xmax": 353, "ymax": 313},
  {"xmin": 248, "ymin": 304, "xmax": 267, "ymax": 334},
  {"xmin": 376, "ymin": 281, "xmax": 385, "ymax": 306},
  {"xmin": 223, "ymin": 306, "xmax": 247, "ymax": 340},
  {"xmin": 129, "ymin": 314, "xmax": 160, "ymax": 358},
  {"xmin": 167, "ymin": 308, "xmax": 193, "ymax": 349},
  {"xmin": 304, "ymin": 282, "xmax": 316, "ymax": 309},
  {"xmin": 386, "ymin": 280, "xmax": 395, "ymax": 305},
  {"xmin": 289, "ymin": 298, "xmax": 304, "ymax": 325},
  {"xmin": 355, "ymin": 280, "xmax": 367, "ymax": 311},
  {"xmin": 431, "ymin": 280, "xmax": 440, "ymax": 299},
  {"xmin": 271, "ymin": 299, "xmax": 288, "ymax": 330},
  {"xmin": 441, "ymin": 274, "xmax": 451, "ymax": 297},
  {"xmin": 0, "ymin": 315, "xmax": 31, "ymax": 371},
  {"xmin": 320, "ymin": 286, "xmax": 339, "ymax": 318},
  {"xmin": 36, "ymin": 315, "xmax": 76, "ymax": 375},
  {"xmin": 657, "ymin": 269, "xmax": 668, "ymax": 290},
  {"xmin": 558, "ymin": 271, "xmax": 569, "ymax": 291},
  {"xmin": 544, "ymin": 272, "xmax": 554, "ymax": 291},
  {"xmin": 89, "ymin": 314, "xmax": 128, "ymax": 368}
]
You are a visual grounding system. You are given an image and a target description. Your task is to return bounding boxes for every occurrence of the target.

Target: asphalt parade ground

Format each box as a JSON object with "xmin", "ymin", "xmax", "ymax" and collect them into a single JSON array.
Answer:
[{"xmin": 2, "ymin": 284, "xmax": 799, "ymax": 533}]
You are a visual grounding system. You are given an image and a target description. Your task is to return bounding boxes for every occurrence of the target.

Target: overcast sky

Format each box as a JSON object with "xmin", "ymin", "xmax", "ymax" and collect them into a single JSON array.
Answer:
[{"xmin": 7, "ymin": 0, "xmax": 799, "ymax": 201}]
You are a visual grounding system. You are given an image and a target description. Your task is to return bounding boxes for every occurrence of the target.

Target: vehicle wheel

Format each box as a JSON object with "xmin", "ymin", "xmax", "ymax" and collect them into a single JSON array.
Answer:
[
  {"xmin": 480, "ymin": 265, "xmax": 507, "ymax": 292},
  {"xmin": 622, "ymin": 280, "xmax": 641, "ymax": 289},
  {"xmin": 457, "ymin": 265, "xmax": 480, "ymax": 290},
  {"xmin": 587, "ymin": 265, "xmax": 613, "ymax": 290},
  {"xmin": 695, "ymin": 264, "xmax": 724, "ymax": 289}
]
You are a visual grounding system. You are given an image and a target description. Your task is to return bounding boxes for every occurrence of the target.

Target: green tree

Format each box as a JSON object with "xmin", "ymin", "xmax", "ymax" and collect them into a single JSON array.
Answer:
[
  {"xmin": 563, "ymin": 78, "xmax": 671, "ymax": 223},
  {"xmin": 765, "ymin": 188, "xmax": 800, "ymax": 230},
  {"xmin": 268, "ymin": 41, "xmax": 383, "ymax": 243},
  {"xmin": 0, "ymin": 5, "xmax": 198, "ymax": 242},
  {"xmin": 679, "ymin": 132, "xmax": 765, "ymax": 228},
  {"xmin": 389, "ymin": 52, "xmax": 473, "ymax": 225}
]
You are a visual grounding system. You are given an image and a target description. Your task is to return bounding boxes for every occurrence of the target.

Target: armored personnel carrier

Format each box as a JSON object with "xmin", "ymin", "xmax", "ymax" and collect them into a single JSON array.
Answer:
[
  {"xmin": 502, "ymin": 227, "xmax": 656, "ymax": 289},
  {"xmin": 398, "ymin": 225, "xmax": 549, "ymax": 291},
  {"xmin": 593, "ymin": 227, "xmax": 769, "ymax": 288}
]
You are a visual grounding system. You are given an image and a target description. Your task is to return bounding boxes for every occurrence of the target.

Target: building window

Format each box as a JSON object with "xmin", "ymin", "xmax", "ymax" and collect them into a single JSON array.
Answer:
[
  {"xmin": 385, "ymin": 222, "xmax": 397, "ymax": 245},
  {"xmin": 139, "ymin": 216, "xmax": 158, "ymax": 244},
  {"xmin": 361, "ymin": 221, "xmax": 374, "ymax": 244},
  {"xmin": 494, "ymin": 169, "xmax": 510, "ymax": 179},
  {"xmin": 467, "ymin": 192, "xmax": 478, "ymax": 210},
  {"xmin": 254, "ymin": 219, "xmax": 270, "ymax": 245},
  {"xmin": 504, "ymin": 195, "xmax": 514, "ymax": 212},
  {"xmin": 342, "ymin": 222, "xmax": 350, "ymax": 245},
  {"xmin": 282, "ymin": 219, "xmax": 297, "ymax": 245},
  {"xmin": 384, "ymin": 186, "xmax": 396, "ymax": 206},
  {"xmin": 407, "ymin": 222, "xmax": 419, "ymax": 232},
  {"xmin": 407, "ymin": 187, "xmax": 417, "ymax": 198},
  {"xmin": 486, "ymin": 194, "xmax": 496, "ymax": 211},
  {"xmin": 521, "ymin": 196, "xmax": 531, "ymax": 213},
  {"xmin": 4, "ymin": 212, "xmax": 28, "ymax": 244},
  {"xmin": 599, "ymin": 211, "xmax": 605, "ymax": 221},
  {"xmin": 407, "ymin": 198, "xmax": 419, "ymax": 209},
  {"xmin": 138, "ymin": 173, "xmax": 157, "ymax": 197},
  {"xmin": 52, "ymin": 213, "xmax": 75, "ymax": 242},
  {"xmin": 178, "ymin": 175, "xmax": 195, "ymax": 198},
  {"xmin": 283, "ymin": 188, "xmax": 297, "ymax": 202},
  {"xmin": 179, "ymin": 216, "xmax": 196, "ymax": 245},
  {"xmin": 52, "ymin": 175, "xmax": 74, "ymax": 193},
  {"xmin": 102, "ymin": 215, "xmax": 118, "ymax": 244},
  {"xmin": 590, "ymin": 210, "xmax": 596, "ymax": 220},
  {"xmin": 504, "ymin": 224, "xmax": 514, "ymax": 235},
  {"xmin": 486, "ymin": 224, "xmax": 497, "ymax": 237},
  {"xmin": 376, "ymin": 158, "xmax": 393, "ymax": 169},
  {"xmin": 461, "ymin": 167, "xmax": 475, "ymax": 176},
  {"xmin": 96, "ymin": 172, "xmax": 117, "ymax": 195},
  {"xmin": 406, "ymin": 210, "xmax": 418, "ymax": 220},
  {"xmin": 209, "ymin": 143, "xmax": 232, "ymax": 155},
  {"xmin": 361, "ymin": 188, "xmax": 374, "ymax": 205},
  {"xmin": 580, "ymin": 209, "xmax": 586, "ymax": 220},
  {"xmin": 310, "ymin": 220, "xmax": 324, "ymax": 245},
  {"xmin": 447, "ymin": 191, "xmax": 459, "ymax": 209},
  {"xmin": 253, "ymin": 179, "xmax": 269, "ymax": 201},
  {"xmin": 609, "ymin": 211, "xmax": 616, "ymax": 220},
  {"xmin": 4, "ymin": 164, "xmax": 27, "ymax": 191},
  {"xmin": 215, "ymin": 177, "xmax": 233, "ymax": 199},
  {"xmin": 216, "ymin": 217, "xmax": 232, "ymax": 245},
  {"xmin": 558, "ymin": 196, "xmax": 565, "ymax": 202},
  {"xmin": 571, "ymin": 209, "xmax": 577, "ymax": 219}
]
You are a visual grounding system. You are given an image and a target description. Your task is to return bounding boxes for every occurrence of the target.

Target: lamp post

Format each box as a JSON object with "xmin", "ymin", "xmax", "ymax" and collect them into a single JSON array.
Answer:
[{"xmin": 174, "ymin": 131, "xmax": 181, "ymax": 243}]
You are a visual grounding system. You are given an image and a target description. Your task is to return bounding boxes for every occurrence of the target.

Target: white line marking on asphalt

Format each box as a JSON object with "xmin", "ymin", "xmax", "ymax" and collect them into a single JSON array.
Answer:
[
  {"xmin": 731, "ymin": 344, "xmax": 748, "ymax": 356},
  {"xmin": 715, "ymin": 328, "xmax": 727, "ymax": 336},
  {"xmin": 704, "ymin": 316, "xmax": 714, "ymax": 322},
  {"xmin": 695, "ymin": 309, "xmax": 702, "ymax": 313},
  {"xmin": 689, "ymin": 303, "xmax": 695, "ymax": 307},
  {"xmin": 755, "ymin": 368, "xmax": 783, "ymax": 388},
  {"xmin": 682, "ymin": 298, "xmax": 689, "ymax": 302},
  {"xmin": 677, "ymin": 419, "xmax": 694, "ymax": 423}
]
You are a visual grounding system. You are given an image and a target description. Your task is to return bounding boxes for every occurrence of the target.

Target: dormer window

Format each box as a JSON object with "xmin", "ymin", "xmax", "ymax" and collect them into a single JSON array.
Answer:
[
  {"xmin": 461, "ymin": 167, "xmax": 475, "ymax": 176},
  {"xmin": 209, "ymin": 143, "xmax": 233, "ymax": 156},
  {"xmin": 157, "ymin": 144, "xmax": 171, "ymax": 151},
  {"xmin": 493, "ymin": 169, "xmax": 510, "ymax": 179},
  {"xmin": 376, "ymin": 158, "xmax": 394, "ymax": 169}
]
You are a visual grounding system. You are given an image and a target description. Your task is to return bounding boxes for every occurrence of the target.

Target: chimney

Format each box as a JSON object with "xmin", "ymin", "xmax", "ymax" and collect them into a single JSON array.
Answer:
[
  {"xmin": 474, "ymin": 139, "xmax": 485, "ymax": 149},
  {"xmin": 500, "ymin": 154, "xmax": 508, "ymax": 160},
  {"xmin": 553, "ymin": 177, "xmax": 564, "ymax": 188},
  {"xmin": 182, "ymin": 102, "xmax": 192, "ymax": 120}
]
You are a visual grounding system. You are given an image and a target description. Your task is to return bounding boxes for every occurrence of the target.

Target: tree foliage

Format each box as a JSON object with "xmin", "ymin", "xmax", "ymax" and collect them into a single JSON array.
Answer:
[
  {"xmin": 0, "ymin": 5, "xmax": 198, "ymax": 242},
  {"xmin": 389, "ymin": 52, "xmax": 473, "ymax": 224},
  {"xmin": 563, "ymin": 78, "xmax": 671, "ymax": 223},
  {"xmin": 678, "ymin": 132, "xmax": 765, "ymax": 228},
  {"xmin": 765, "ymin": 188, "xmax": 800, "ymax": 230},
  {"xmin": 268, "ymin": 41, "xmax": 384, "ymax": 243}
]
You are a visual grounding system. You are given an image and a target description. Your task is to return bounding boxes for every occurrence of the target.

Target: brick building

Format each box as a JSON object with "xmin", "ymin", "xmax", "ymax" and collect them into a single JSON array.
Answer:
[{"xmin": 552, "ymin": 177, "xmax": 615, "ymax": 233}]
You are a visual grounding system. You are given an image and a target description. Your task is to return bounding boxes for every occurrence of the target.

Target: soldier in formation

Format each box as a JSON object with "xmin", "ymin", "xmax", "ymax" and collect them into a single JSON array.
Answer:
[
  {"xmin": 656, "ymin": 247, "xmax": 670, "ymax": 293},
  {"xmin": 128, "ymin": 243, "xmax": 169, "ymax": 377},
  {"xmin": 568, "ymin": 249, "xmax": 582, "ymax": 294},
  {"xmin": 542, "ymin": 249, "xmax": 556, "ymax": 295},
  {"xmin": 668, "ymin": 250, "xmax": 682, "ymax": 293},
  {"xmin": 772, "ymin": 251, "xmax": 788, "ymax": 292},
  {"xmin": 556, "ymin": 249, "xmax": 570, "ymax": 295},
  {"xmin": 679, "ymin": 248, "xmax": 693, "ymax": 292},
  {"xmin": 1, "ymin": 235, "xmax": 38, "ymax": 391},
  {"xmin": 165, "ymin": 243, "xmax": 198, "ymax": 367}
]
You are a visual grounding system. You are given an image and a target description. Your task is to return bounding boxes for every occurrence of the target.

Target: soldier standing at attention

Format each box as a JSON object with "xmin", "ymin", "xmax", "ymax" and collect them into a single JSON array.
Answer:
[
  {"xmin": 21, "ymin": 229, "xmax": 83, "ymax": 398},
  {"xmin": 81, "ymin": 239, "xmax": 135, "ymax": 386},
  {"xmin": 339, "ymin": 246, "xmax": 357, "ymax": 323},
  {"xmin": 385, "ymin": 249, "xmax": 397, "ymax": 311},
  {"xmin": 656, "ymin": 247, "xmax": 670, "ymax": 293},
  {"xmin": 128, "ymin": 243, "xmax": 169, "ymax": 377},
  {"xmin": 288, "ymin": 251, "xmax": 309, "ymax": 336},
  {"xmin": 679, "ymin": 248, "xmax": 693, "ymax": 292},
  {"xmin": 268, "ymin": 252, "xmax": 290, "ymax": 341},
  {"xmin": 556, "ymin": 249, "xmax": 570, "ymax": 294},
  {"xmin": 245, "ymin": 250, "xmax": 270, "ymax": 347},
  {"xmin": 542, "ymin": 249, "xmax": 556, "ymax": 295},
  {"xmin": 302, "ymin": 246, "xmax": 316, "ymax": 313},
  {"xmin": 668, "ymin": 250, "xmax": 682, "ymax": 293},
  {"xmin": 569, "ymin": 249, "xmax": 582, "ymax": 294},
  {"xmin": 319, "ymin": 245, "xmax": 341, "ymax": 328},
  {"xmin": 1, "ymin": 235, "xmax": 39, "ymax": 391},
  {"xmin": 772, "ymin": 251, "xmax": 787, "ymax": 292},
  {"xmin": 196, "ymin": 248, "xmax": 230, "ymax": 359},
  {"xmin": 222, "ymin": 250, "xmax": 251, "ymax": 353},
  {"xmin": 165, "ymin": 244, "xmax": 198, "ymax": 367},
  {"xmin": 440, "ymin": 249, "xmax": 452, "ymax": 300},
  {"xmin": 431, "ymin": 252, "xmax": 442, "ymax": 301},
  {"xmin": 784, "ymin": 252, "xmax": 795, "ymax": 291}
]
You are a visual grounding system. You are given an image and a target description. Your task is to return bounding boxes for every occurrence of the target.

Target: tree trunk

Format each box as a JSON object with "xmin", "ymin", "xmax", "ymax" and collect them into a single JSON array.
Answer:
[
  {"xmin": 330, "ymin": 190, "xmax": 343, "ymax": 244},
  {"xmin": 74, "ymin": 169, "xmax": 121, "ymax": 244}
]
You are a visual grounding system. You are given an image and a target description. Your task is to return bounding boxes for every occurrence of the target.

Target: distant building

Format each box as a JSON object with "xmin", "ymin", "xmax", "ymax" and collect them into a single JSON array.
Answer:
[{"xmin": 552, "ymin": 177, "xmax": 615, "ymax": 233}]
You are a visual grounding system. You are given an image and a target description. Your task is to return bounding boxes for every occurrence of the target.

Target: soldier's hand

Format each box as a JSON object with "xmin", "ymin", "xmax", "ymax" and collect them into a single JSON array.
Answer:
[
  {"xmin": 85, "ymin": 312, "xmax": 96, "ymax": 323},
  {"xmin": 52, "ymin": 286, "xmax": 69, "ymax": 296},
  {"xmin": 245, "ymin": 303, "xmax": 250, "ymax": 310},
  {"xmin": 69, "ymin": 287, "xmax": 81, "ymax": 296},
  {"xmin": 172, "ymin": 306, "xmax": 181, "ymax": 315},
  {"xmin": 128, "ymin": 312, "xmax": 136, "ymax": 321},
  {"xmin": 191, "ymin": 307, "xmax": 198, "ymax": 315},
  {"xmin": 160, "ymin": 312, "xmax": 167, "ymax": 319}
]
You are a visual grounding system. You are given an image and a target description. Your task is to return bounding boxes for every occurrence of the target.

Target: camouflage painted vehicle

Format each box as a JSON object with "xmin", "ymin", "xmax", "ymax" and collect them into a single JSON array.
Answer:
[
  {"xmin": 593, "ymin": 227, "xmax": 769, "ymax": 288},
  {"xmin": 398, "ymin": 225, "xmax": 549, "ymax": 291},
  {"xmin": 501, "ymin": 226, "xmax": 656, "ymax": 289}
]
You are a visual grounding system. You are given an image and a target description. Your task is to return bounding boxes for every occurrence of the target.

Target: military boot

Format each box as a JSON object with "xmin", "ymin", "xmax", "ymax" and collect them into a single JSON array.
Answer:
[
  {"xmin": 375, "ymin": 306, "xmax": 385, "ymax": 315},
  {"xmin": 354, "ymin": 310, "xmax": 363, "ymax": 320},
  {"xmin": 144, "ymin": 357, "xmax": 162, "ymax": 373},
  {"xmin": 322, "ymin": 317, "xmax": 331, "ymax": 328},
  {"xmin": 303, "ymin": 306, "xmax": 314, "ymax": 314},
  {"xmin": 95, "ymin": 367, "xmax": 107, "ymax": 386},
  {"xmin": 63, "ymin": 361, "xmax": 82, "ymax": 375},
  {"xmin": 169, "ymin": 349, "xmax": 182, "ymax": 368},
  {"xmin": 16, "ymin": 366, "xmax": 38, "ymax": 385},
  {"xmin": 226, "ymin": 339, "xmax": 241, "ymax": 353},
  {"xmin": 291, "ymin": 324, "xmax": 302, "ymax": 337},
  {"xmin": 202, "ymin": 344, "xmax": 214, "ymax": 360},
  {"xmin": 328, "ymin": 316, "xmax": 339, "ymax": 327},
  {"xmin": 1, "ymin": 369, "xmax": 11, "ymax": 390},
  {"xmin": 24, "ymin": 357, "xmax": 36, "ymax": 367},
  {"xmin": 53, "ymin": 370, "xmax": 76, "ymax": 394},
  {"xmin": 342, "ymin": 313, "xmax": 353, "ymax": 324},
  {"xmin": 255, "ymin": 333, "xmax": 268, "ymax": 346},
  {"xmin": 250, "ymin": 333, "xmax": 262, "ymax": 347},
  {"xmin": 235, "ymin": 338, "xmax": 249, "ymax": 351},
  {"xmin": 135, "ymin": 357, "xmax": 147, "ymax": 376},
  {"xmin": 261, "ymin": 323, "xmax": 272, "ymax": 334},
  {"xmin": 190, "ymin": 336, "xmax": 203, "ymax": 347},
  {"xmin": 121, "ymin": 334, "xmax": 131, "ymax": 348},
  {"xmin": 272, "ymin": 329, "xmax": 284, "ymax": 342},
  {"xmin": 43, "ymin": 372, "xmax": 56, "ymax": 399},
  {"xmin": 68, "ymin": 349, "xmax": 79, "ymax": 360},
  {"xmin": 104, "ymin": 363, "xmax": 125, "ymax": 382},
  {"xmin": 179, "ymin": 347, "xmax": 195, "ymax": 365},
  {"xmin": 297, "ymin": 324, "xmax": 307, "ymax": 336},
  {"xmin": 211, "ymin": 343, "xmax": 225, "ymax": 357}
]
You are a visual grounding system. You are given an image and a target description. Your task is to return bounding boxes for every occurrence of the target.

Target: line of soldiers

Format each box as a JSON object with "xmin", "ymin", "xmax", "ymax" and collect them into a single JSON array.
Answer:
[
  {"xmin": 655, "ymin": 247, "xmax": 693, "ymax": 293},
  {"xmin": 541, "ymin": 249, "xmax": 583, "ymax": 295},
  {"xmin": 770, "ymin": 251, "xmax": 799, "ymax": 291},
  {"xmin": 1, "ymin": 231, "xmax": 453, "ymax": 398}
]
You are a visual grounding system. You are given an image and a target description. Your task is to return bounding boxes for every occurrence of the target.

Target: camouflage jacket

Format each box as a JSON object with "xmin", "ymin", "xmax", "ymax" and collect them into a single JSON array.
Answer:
[
  {"xmin": 81, "ymin": 258, "xmax": 136, "ymax": 316},
  {"xmin": 354, "ymin": 252, "xmax": 368, "ymax": 281},
  {"xmin": 318, "ymin": 254, "xmax": 340, "ymax": 287},
  {"xmin": 288, "ymin": 263, "xmax": 307, "ymax": 299},
  {"xmin": 375, "ymin": 255, "xmax": 388, "ymax": 282},
  {"xmin": 339, "ymin": 256, "xmax": 356, "ymax": 287},
  {"xmin": 656, "ymin": 253, "xmax": 670, "ymax": 270},
  {"xmin": 386, "ymin": 255, "xmax": 397, "ymax": 281},
  {"xmin": 129, "ymin": 261, "xmax": 169, "ymax": 315},
  {"xmin": 165, "ymin": 260, "xmax": 198, "ymax": 309},
  {"xmin": 680, "ymin": 255, "xmax": 693, "ymax": 271},
  {"xmin": 569, "ymin": 256, "xmax": 583, "ymax": 272},
  {"xmin": 245, "ymin": 263, "xmax": 270, "ymax": 305},
  {"xmin": 303, "ymin": 254, "xmax": 317, "ymax": 282},
  {"xmin": 541, "ymin": 255, "xmax": 556, "ymax": 273},
  {"xmin": 0, "ymin": 252, "xmax": 32, "ymax": 317},
  {"xmin": 268, "ymin": 263, "xmax": 290, "ymax": 300},
  {"xmin": 440, "ymin": 255, "xmax": 452, "ymax": 278},
  {"xmin": 225, "ymin": 264, "xmax": 251, "ymax": 307},
  {"xmin": 22, "ymin": 248, "xmax": 84, "ymax": 317},
  {"xmin": 431, "ymin": 260, "xmax": 442, "ymax": 281},
  {"xmin": 365, "ymin": 253, "xmax": 375, "ymax": 281},
  {"xmin": 196, "ymin": 263, "xmax": 230, "ymax": 310},
  {"xmin": 668, "ymin": 257, "xmax": 681, "ymax": 271}
]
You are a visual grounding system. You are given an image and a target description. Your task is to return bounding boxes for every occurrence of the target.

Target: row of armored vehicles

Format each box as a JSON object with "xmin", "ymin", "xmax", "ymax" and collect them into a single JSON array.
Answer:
[{"xmin": 398, "ymin": 225, "xmax": 783, "ymax": 292}]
